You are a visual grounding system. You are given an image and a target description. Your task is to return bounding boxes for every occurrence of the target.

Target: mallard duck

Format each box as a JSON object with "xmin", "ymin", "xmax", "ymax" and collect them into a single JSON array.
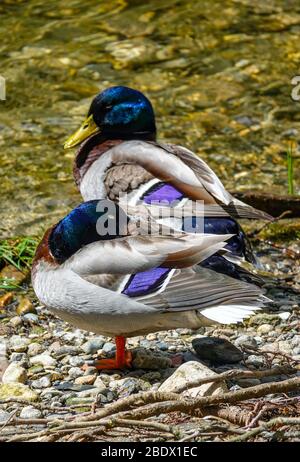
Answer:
[
  {"xmin": 32, "ymin": 200, "xmax": 268, "ymax": 369},
  {"xmin": 64, "ymin": 86, "xmax": 272, "ymax": 282}
]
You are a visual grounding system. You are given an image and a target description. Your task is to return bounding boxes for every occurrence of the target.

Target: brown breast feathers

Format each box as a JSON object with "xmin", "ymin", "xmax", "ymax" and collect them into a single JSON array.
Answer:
[{"xmin": 104, "ymin": 163, "xmax": 154, "ymax": 202}]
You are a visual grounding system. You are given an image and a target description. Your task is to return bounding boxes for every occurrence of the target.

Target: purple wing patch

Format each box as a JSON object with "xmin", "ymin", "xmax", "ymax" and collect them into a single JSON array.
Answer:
[
  {"xmin": 142, "ymin": 182, "xmax": 184, "ymax": 205},
  {"xmin": 122, "ymin": 267, "xmax": 170, "ymax": 297}
]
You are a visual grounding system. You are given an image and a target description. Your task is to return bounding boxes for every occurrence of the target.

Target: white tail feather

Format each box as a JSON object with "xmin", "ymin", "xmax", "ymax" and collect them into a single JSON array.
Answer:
[{"xmin": 200, "ymin": 304, "xmax": 262, "ymax": 324}]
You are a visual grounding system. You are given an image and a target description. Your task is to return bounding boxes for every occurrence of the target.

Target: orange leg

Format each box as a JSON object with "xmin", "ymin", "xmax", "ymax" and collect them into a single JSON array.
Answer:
[{"xmin": 92, "ymin": 336, "xmax": 132, "ymax": 370}]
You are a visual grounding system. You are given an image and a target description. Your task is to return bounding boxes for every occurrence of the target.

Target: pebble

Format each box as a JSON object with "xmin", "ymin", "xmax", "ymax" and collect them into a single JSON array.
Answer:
[
  {"xmin": 74, "ymin": 374, "xmax": 96, "ymax": 386},
  {"xmin": 54, "ymin": 346, "xmax": 81, "ymax": 357},
  {"xmin": 30, "ymin": 353, "xmax": 57, "ymax": 367},
  {"xmin": 245, "ymin": 355, "xmax": 265, "ymax": 368},
  {"xmin": 62, "ymin": 331, "xmax": 85, "ymax": 343},
  {"xmin": 102, "ymin": 342, "xmax": 115, "ymax": 354},
  {"xmin": 159, "ymin": 361, "xmax": 227, "ymax": 397},
  {"xmin": 27, "ymin": 343, "xmax": 43, "ymax": 357},
  {"xmin": 81, "ymin": 337, "xmax": 105, "ymax": 354},
  {"xmin": 55, "ymin": 381, "xmax": 80, "ymax": 391},
  {"xmin": 68, "ymin": 367, "xmax": 84, "ymax": 379},
  {"xmin": 19, "ymin": 406, "xmax": 42, "ymax": 419},
  {"xmin": 192, "ymin": 337, "xmax": 243, "ymax": 364},
  {"xmin": 51, "ymin": 401, "xmax": 62, "ymax": 408},
  {"xmin": 23, "ymin": 313, "xmax": 39, "ymax": 324},
  {"xmin": 69, "ymin": 356, "xmax": 85, "ymax": 367},
  {"xmin": 146, "ymin": 333, "xmax": 157, "ymax": 341},
  {"xmin": 93, "ymin": 377, "xmax": 108, "ymax": 394},
  {"xmin": 139, "ymin": 340, "xmax": 151, "ymax": 348},
  {"xmin": 83, "ymin": 366, "xmax": 97, "ymax": 376},
  {"xmin": 49, "ymin": 371, "xmax": 63, "ymax": 381},
  {"xmin": 277, "ymin": 312, "xmax": 291, "ymax": 321},
  {"xmin": 0, "ymin": 410, "xmax": 10, "ymax": 422},
  {"xmin": 76, "ymin": 387, "xmax": 103, "ymax": 398},
  {"xmin": 267, "ymin": 332, "xmax": 278, "ymax": 339},
  {"xmin": 31, "ymin": 376, "xmax": 51, "ymax": 389},
  {"xmin": 0, "ymin": 341, "xmax": 7, "ymax": 356},
  {"xmin": 234, "ymin": 335, "xmax": 258, "ymax": 350},
  {"xmin": 10, "ymin": 352, "xmax": 28, "ymax": 365},
  {"xmin": 110, "ymin": 377, "xmax": 150, "ymax": 397},
  {"xmin": 257, "ymin": 324, "xmax": 273, "ymax": 335},
  {"xmin": 9, "ymin": 335, "xmax": 29, "ymax": 353},
  {"xmin": 261, "ymin": 343, "xmax": 279, "ymax": 353},
  {"xmin": 2, "ymin": 363, "xmax": 27, "ymax": 384},
  {"xmin": 278, "ymin": 341, "xmax": 292, "ymax": 354},
  {"xmin": 40, "ymin": 388, "xmax": 63, "ymax": 399},
  {"xmin": 9, "ymin": 316, "xmax": 23, "ymax": 327}
]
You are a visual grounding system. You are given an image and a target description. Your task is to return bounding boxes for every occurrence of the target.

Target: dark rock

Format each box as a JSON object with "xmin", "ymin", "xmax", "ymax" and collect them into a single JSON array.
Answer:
[{"xmin": 192, "ymin": 337, "xmax": 243, "ymax": 364}]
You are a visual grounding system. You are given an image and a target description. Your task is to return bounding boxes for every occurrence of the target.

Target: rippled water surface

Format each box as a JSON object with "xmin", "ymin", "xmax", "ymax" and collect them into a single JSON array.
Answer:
[{"xmin": 0, "ymin": 0, "xmax": 300, "ymax": 237}]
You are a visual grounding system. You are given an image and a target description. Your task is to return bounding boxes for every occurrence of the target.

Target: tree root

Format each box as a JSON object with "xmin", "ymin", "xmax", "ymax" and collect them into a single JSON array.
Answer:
[
  {"xmin": 228, "ymin": 417, "xmax": 300, "ymax": 442},
  {"xmin": 2, "ymin": 373, "xmax": 299, "ymax": 442}
]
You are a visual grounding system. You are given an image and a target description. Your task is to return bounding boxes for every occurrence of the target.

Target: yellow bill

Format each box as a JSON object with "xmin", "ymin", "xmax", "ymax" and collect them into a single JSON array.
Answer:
[{"xmin": 64, "ymin": 114, "xmax": 100, "ymax": 149}]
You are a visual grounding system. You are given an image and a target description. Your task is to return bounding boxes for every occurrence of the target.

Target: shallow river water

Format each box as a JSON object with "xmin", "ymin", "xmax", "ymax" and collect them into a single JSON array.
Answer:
[{"xmin": 0, "ymin": 0, "xmax": 299, "ymax": 238}]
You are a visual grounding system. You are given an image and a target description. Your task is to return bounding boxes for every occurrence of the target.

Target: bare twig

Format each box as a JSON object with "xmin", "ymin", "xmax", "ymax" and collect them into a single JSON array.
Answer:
[
  {"xmin": 179, "ymin": 430, "xmax": 200, "ymax": 442},
  {"xmin": 242, "ymin": 346, "xmax": 300, "ymax": 365},
  {"xmin": 228, "ymin": 417, "xmax": 300, "ymax": 442},
  {"xmin": 79, "ymin": 391, "xmax": 180, "ymax": 422},
  {"xmin": 51, "ymin": 416, "xmax": 176, "ymax": 436},
  {"xmin": 249, "ymin": 211, "xmax": 291, "ymax": 238},
  {"xmin": 116, "ymin": 376, "xmax": 300, "ymax": 421}
]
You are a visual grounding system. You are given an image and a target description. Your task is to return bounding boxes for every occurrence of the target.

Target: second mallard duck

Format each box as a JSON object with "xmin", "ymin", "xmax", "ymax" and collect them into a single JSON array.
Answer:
[{"xmin": 32, "ymin": 200, "xmax": 268, "ymax": 370}]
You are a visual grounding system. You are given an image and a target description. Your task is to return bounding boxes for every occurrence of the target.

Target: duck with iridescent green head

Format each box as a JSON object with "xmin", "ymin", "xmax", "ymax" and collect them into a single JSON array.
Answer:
[
  {"xmin": 32, "ymin": 199, "xmax": 268, "ymax": 370},
  {"xmin": 64, "ymin": 86, "xmax": 272, "ymax": 281}
]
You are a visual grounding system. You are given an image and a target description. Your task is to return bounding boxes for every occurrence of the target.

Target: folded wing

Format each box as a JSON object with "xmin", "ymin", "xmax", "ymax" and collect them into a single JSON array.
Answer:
[
  {"xmin": 134, "ymin": 266, "xmax": 269, "ymax": 324},
  {"xmin": 63, "ymin": 233, "xmax": 231, "ymax": 276}
]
